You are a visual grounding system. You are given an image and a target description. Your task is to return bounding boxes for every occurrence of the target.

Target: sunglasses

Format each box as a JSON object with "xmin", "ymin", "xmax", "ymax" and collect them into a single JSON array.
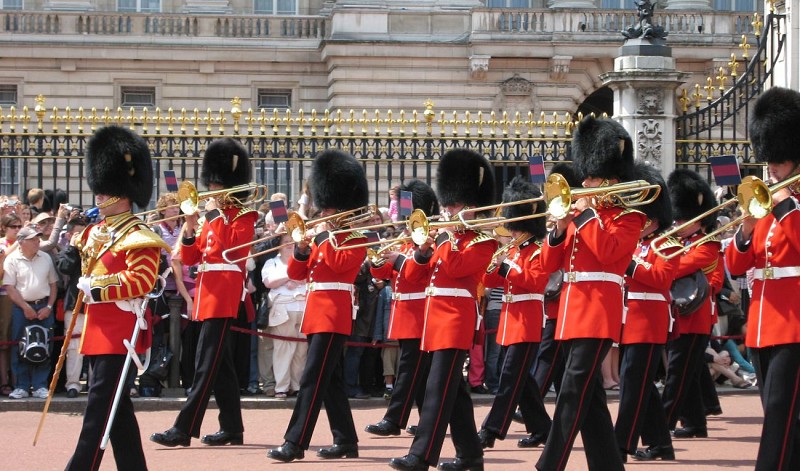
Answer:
[{"xmin": 7, "ymin": 225, "xmax": 22, "ymax": 229}]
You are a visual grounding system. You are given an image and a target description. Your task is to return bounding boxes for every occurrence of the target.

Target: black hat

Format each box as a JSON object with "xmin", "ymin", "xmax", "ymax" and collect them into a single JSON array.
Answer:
[
  {"xmin": 399, "ymin": 179, "xmax": 439, "ymax": 217},
  {"xmin": 310, "ymin": 149, "xmax": 369, "ymax": 211},
  {"xmin": 201, "ymin": 138, "xmax": 252, "ymax": 189},
  {"xmin": 668, "ymin": 168, "xmax": 717, "ymax": 229},
  {"xmin": 86, "ymin": 126, "xmax": 153, "ymax": 208},
  {"xmin": 436, "ymin": 149, "xmax": 495, "ymax": 208},
  {"xmin": 749, "ymin": 87, "xmax": 800, "ymax": 164},
  {"xmin": 502, "ymin": 176, "xmax": 546, "ymax": 239},
  {"xmin": 633, "ymin": 162, "xmax": 672, "ymax": 232},
  {"xmin": 571, "ymin": 116, "xmax": 634, "ymax": 182},
  {"xmin": 549, "ymin": 162, "xmax": 582, "ymax": 188}
]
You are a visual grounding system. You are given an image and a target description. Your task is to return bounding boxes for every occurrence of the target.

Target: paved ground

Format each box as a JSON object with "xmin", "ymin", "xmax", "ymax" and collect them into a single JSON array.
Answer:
[{"xmin": 1, "ymin": 388, "xmax": 762, "ymax": 470}]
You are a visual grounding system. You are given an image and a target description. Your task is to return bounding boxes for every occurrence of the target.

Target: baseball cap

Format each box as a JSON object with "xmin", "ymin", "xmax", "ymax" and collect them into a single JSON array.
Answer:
[{"xmin": 17, "ymin": 226, "xmax": 43, "ymax": 241}]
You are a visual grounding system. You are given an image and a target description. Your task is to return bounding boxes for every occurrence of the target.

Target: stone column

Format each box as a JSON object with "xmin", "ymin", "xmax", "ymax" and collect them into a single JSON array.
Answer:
[{"xmin": 601, "ymin": 39, "xmax": 689, "ymax": 178}]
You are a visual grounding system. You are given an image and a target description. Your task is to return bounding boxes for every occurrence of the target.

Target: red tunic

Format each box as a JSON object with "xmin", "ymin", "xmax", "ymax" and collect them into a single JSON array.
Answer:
[
  {"xmin": 541, "ymin": 207, "xmax": 645, "ymax": 343},
  {"xmin": 288, "ymin": 230, "xmax": 367, "ymax": 336},
  {"xmin": 406, "ymin": 230, "xmax": 497, "ymax": 351},
  {"xmin": 672, "ymin": 233, "xmax": 721, "ymax": 335},
  {"xmin": 726, "ymin": 195, "xmax": 800, "ymax": 347},
  {"xmin": 370, "ymin": 242, "xmax": 429, "ymax": 340},
  {"xmin": 181, "ymin": 206, "xmax": 257, "ymax": 321},
  {"xmin": 78, "ymin": 213, "xmax": 169, "ymax": 355},
  {"xmin": 483, "ymin": 237, "xmax": 547, "ymax": 346},
  {"xmin": 621, "ymin": 237, "xmax": 681, "ymax": 345}
]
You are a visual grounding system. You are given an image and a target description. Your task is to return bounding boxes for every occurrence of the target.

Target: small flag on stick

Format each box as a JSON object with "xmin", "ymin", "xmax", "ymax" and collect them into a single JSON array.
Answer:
[
  {"xmin": 164, "ymin": 170, "xmax": 179, "ymax": 192},
  {"xmin": 709, "ymin": 155, "xmax": 742, "ymax": 186},
  {"xmin": 364, "ymin": 230, "xmax": 381, "ymax": 244},
  {"xmin": 269, "ymin": 200, "xmax": 289, "ymax": 223},
  {"xmin": 399, "ymin": 190, "xmax": 414, "ymax": 217},
  {"xmin": 529, "ymin": 155, "xmax": 546, "ymax": 184}
]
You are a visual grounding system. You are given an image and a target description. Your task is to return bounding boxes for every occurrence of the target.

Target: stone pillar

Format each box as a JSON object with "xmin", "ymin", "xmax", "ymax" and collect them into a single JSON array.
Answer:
[
  {"xmin": 664, "ymin": 0, "xmax": 712, "ymax": 10},
  {"xmin": 601, "ymin": 39, "xmax": 689, "ymax": 178}
]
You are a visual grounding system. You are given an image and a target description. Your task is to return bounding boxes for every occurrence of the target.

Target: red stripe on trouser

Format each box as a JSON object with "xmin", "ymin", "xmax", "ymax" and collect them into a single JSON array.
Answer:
[
  {"xmin": 666, "ymin": 335, "xmax": 698, "ymax": 425},
  {"xmin": 189, "ymin": 318, "xmax": 230, "ymax": 433},
  {"xmin": 399, "ymin": 348, "xmax": 424, "ymax": 425},
  {"xmin": 624, "ymin": 344, "xmax": 655, "ymax": 451},
  {"xmin": 424, "ymin": 352, "xmax": 460, "ymax": 461},
  {"xmin": 540, "ymin": 342, "xmax": 562, "ymax": 397},
  {"xmin": 299, "ymin": 334, "xmax": 335, "ymax": 446},
  {"xmin": 778, "ymin": 368, "xmax": 800, "ymax": 470},
  {"xmin": 500, "ymin": 344, "xmax": 535, "ymax": 434},
  {"xmin": 91, "ymin": 361, "xmax": 127, "ymax": 471},
  {"xmin": 556, "ymin": 341, "xmax": 605, "ymax": 471}
]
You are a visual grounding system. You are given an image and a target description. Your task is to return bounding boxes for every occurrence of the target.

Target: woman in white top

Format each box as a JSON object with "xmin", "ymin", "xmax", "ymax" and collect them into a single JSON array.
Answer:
[{"xmin": 261, "ymin": 233, "xmax": 308, "ymax": 398}]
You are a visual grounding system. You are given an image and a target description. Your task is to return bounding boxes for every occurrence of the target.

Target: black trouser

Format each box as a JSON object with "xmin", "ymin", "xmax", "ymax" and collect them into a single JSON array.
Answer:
[
  {"xmin": 753, "ymin": 344, "xmax": 800, "ymax": 471},
  {"xmin": 174, "ymin": 317, "xmax": 243, "ymax": 437},
  {"xmin": 533, "ymin": 318, "xmax": 564, "ymax": 397},
  {"xmin": 383, "ymin": 338, "xmax": 430, "ymax": 428},
  {"xmin": 536, "ymin": 338, "xmax": 624, "ymax": 471},
  {"xmin": 616, "ymin": 343, "xmax": 671, "ymax": 452},
  {"xmin": 662, "ymin": 333, "xmax": 708, "ymax": 430},
  {"xmin": 284, "ymin": 332, "xmax": 357, "ymax": 449},
  {"xmin": 66, "ymin": 355, "xmax": 147, "ymax": 471},
  {"xmin": 484, "ymin": 341, "xmax": 551, "ymax": 438},
  {"xmin": 409, "ymin": 348, "xmax": 482, "ymax": 466}
]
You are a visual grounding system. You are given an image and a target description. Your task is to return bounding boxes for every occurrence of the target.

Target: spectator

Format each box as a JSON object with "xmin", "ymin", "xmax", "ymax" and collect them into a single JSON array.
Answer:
[
  {"xmin": 387, "ymin": 185, "xmax": 400, "ymax": 222},
  {"xmin": 345, "ymin": 261, "xmax": 381, "ymax": 399},
  {"xmin": 261, "ymin": 232, "xmax": 307, "ymax": 399},
  {"xmin": 482, "ymin": 286, "xmax": 504, "ymax": 394},
  {"xmin": 296, "ymin": 181, "xmax": 312, "ymax": 220},
  {"xmin": 706, "ymin": 340, "xmax": 753, "ymax": 388},
  {"xmin": 2, "ymin": 226, "xmax": 58, "ymax": 399},
  {"xmin": 0, "ymin": 214, "xmax": 23, "ymax": 396},
  {"xmin": 16, "ymin": 204, "xmax": 31, "ymax": 225},
  {"xmin": 26, "ymin": 188, "xmax": 45, "ymax": 215},
  {"xmin": 371, "ymin": 279, "xmax": 396, "ymax": 399}
]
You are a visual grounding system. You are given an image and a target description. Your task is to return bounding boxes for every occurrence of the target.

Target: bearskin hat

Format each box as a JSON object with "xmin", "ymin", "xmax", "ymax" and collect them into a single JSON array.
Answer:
[
  {"xmin": 400, "ymin": 179, "xmax": 439, "ymax": 217},
  {"xmin": 633, "ymin": 162, "xmax": 672, "ymax": 232},
  {"xmin": 667, "ymin": 168, "xmax": 717, "ymax": 229},
  {"xmin": 501, "ymin": 176, "xmax": 546, "ymax": 239},
  {"xmin": 436, "ymin": 149, "xmax": 495, "ymax": 208},
  {"xmin": 86, "ymin": 126, "xmax": 153, "ymax": 208},
  {"xmin": 749, "ymin": 87, "xmax": 800, "ymax": 164},
  {"xmin": 201, "ymin": 138, "xmax": 252, "ymax": 189},
  {"xmin": 571, "ymin": 115, "xmax": 635, "ymax": 182},
  {"xmin": 549, "ymin": 162, "xmax": 583, "ymax": 188},
  {"xmin": 310, "ymin": 149, "xmax": 369, "ymax": 211}
]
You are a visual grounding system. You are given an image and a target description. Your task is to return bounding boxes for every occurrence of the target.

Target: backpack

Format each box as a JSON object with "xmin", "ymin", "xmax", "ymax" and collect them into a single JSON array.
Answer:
[{"xmin": 19, "ymin": 325, "xmax": 52, "ymax": 364}]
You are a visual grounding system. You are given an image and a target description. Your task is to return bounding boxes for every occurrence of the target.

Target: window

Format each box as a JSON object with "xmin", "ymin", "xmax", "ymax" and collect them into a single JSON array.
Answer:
[
  {"xmin": 120, "ymin": 86, "xmax": 156, "ymax": 108},
  {"xmin": 254, "ymin": 160, "xmax": 293, "ymax": 204},
  {"xmin": 2, "ymin": 0, "xmax": 22, "ymax": 10},
  {"xmin": 254, "ymin": 0, "xmax": 297, "ymax": 14},
  {"xmin": 0, "ymin": 85, "xmax": 17, "ymax": 106},
  {"xmin": 118, "ymin": 0, "xmax": 161, "ymax": 13},
  {"xmin": 486, "ymin": 0, "xmax": 532, "ymax": 7},
  {"xmin": 0, "ymin": 158, "xmax": 19, "ymax": 197},
  {"xmin": 600, "ymin": 0, "xmax": 626, "ymax": 8},
  {"xmin": 257, "ymin": 89, "xmax": 291, "ymax": 110},
  {"xmin": 713, "ymin": 0, "xmax": 756, "ymax": 11}
]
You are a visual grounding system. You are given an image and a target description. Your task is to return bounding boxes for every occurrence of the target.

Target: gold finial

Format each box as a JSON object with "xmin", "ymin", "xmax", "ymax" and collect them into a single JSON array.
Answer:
[
  {"xmin": 728, "ymin": 54, "xmax": 738, "ymax": 79},
  {"xmin": 692, "ymin": 84, "xmax": 703, "ymax": 108},
  {"xmin": 752, "ymin": 13, "xmax": 762, "ymax": 38},
  {"xmin": 678, "ymin": 88, "xmax": 690, "ymax": 113},
  {"xmin": 34, "ymin": 94, "xmax": 46, "ymax": 130},
  {"xmin": 422, "ymin": 99, "xmax": 435, "ymax": 123},
  {"xmin": 717, "ymin": 67, "xmax": 727, "ymax": 92},
  {"xmin": 704, "ymin": 77, "xmax": 715, "ymax": 101},
  {"xmin": 230, "ymin": 97, "xmax": 242, "ymax": 133},
  {"xmin": 739, "ymin": 35, "xmax": 750, "ymax": 59}
]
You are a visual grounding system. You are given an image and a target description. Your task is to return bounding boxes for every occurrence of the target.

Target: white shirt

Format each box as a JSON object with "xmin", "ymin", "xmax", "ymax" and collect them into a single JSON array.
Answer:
[
  {"xmin": 2, "ymin": 249, "xmax": 58, "ymax": 301},
  {"xmin": 261, "ymin": 256, "xmax": 306, "ymax": 311}
]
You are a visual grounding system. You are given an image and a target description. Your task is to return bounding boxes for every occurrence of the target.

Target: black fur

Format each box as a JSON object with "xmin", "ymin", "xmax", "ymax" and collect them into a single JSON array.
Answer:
[
  {"xmin": 86, "ymin": 126, "xmax": 153, "ymax": 207},
  {"xmin": 436, "ymin": 149, "xmax": 495, "ymax": 208},
  {"xmin": 310, "ymin": 149, "xmax": 369, "ymax": 211},
  {"xmin": 749, "ymin": 87, "xmax": 800, "ymax": 164},
  {"xmin": 572, "ymin": 116, "xmax": 634, "ymax": 182}
]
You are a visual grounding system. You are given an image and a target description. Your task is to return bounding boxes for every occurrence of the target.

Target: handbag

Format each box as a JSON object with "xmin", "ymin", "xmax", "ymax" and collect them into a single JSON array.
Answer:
[
  {"xmin": 146, "ymin": 345, "xmax": 173, "ymax": 381},
  {"xmin": 670, "ymin": 270, "xmax": 710, "ymax": 316}
]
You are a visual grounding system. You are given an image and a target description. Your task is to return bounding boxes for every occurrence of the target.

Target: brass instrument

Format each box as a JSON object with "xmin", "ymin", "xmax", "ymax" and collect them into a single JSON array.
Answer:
[
  {"xmin": 366, "ymin": 239, "xmax": 407, "ymax": 265},
  {"xmin": 652, "ymin": 174, "xmax": 800, "ymax": 260},
  {"xmin": 135, "ymin": 180, "xmax": 268, "ymax": 224},
  {"xmin": 543, "ymin": 173, "xmax": 662, "ymax": 220},
  {"xmin": 486, "ymin": 233, "xmax": 530, "ymax": 273},
  {"xmin": 455, "ymin": 196, "xmax": 548, "ymax": 230}
]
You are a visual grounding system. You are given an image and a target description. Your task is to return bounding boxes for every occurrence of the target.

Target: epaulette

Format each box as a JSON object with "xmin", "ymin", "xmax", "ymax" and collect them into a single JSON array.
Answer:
[
  {"xmin": 115, "ymin": 225, "xmax": 172, "ymax": 253},
  {"xmin": 613, "ymin": 208, "xmax": 646, "ymax": 221},
  {"xmin": 528, "ymin": 241, "xmax": 543, "ymax": 262},
  {"xmin": 632, "ymin": 256, "xmax": 652, "ymax": 270},
  {"xmin": 693, "ymin": 233, "xmax": 721, "ymax": 248},
  {"xmin": 702, "ymin": 258, "xmax": 719, "ymax": 275},
  {"xmin": 341, "ymin": 230, "xmax": 368, "ymax": 246},
  {"xmin": 232, "ymin": 206, "xmax": 257, "ymax": 222},
  {"xmin": 466, "ymin": 232, "xmax": 495, "ymax": 249},
  {"xmin": 655, "ymin": 236, "xmax": 683, "ymax": 252}
]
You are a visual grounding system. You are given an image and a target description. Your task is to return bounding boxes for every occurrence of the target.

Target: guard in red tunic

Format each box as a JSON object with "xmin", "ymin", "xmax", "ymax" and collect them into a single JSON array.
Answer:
[
  {"xmin": 613, "ymin": 162, "xmax": 680, "ymax": 461},
  {"xmin": 390, "ymin": 149, "xmax": 497, "ymax": 471},
  {"xmin": 66, "ymin": 126, "xmax": 169, "ymax": 471},
  {"xmin": 537, "ymin": 116, "xmax": 645, "ymax": 471},
  {"xmin": 726, "ymin": 87, "xmax": 800, "ymax": 471},
  {"xmin": 365, "ymin": 179, "xmax": 438, "ymax": 437},
  {"xmin": 267, "ymin": 149, "xmax": 369, "ymax": 462},
  {"xmin": 151, "ymin": 138, "xmax": 257, "ymax": 447},
  {"xmin": 660, "ymin": 169, "xmax": 720, "ymax": 440},
  {"xmin": 477, "ymin": 176, "xmax": 551, "ymax": 449}
]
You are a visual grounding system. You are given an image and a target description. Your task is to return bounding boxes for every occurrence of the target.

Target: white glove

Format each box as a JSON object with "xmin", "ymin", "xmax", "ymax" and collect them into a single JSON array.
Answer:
[{"xmin": 76, "ymin": 276, "xmax": 94, "ymax": 303}]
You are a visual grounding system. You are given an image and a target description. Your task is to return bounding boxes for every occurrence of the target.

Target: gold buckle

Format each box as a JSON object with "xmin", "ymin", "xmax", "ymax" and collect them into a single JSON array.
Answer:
[
  {"xmin": 566, "ymin": 272, "xmax": 577, "ymax": 283},
  {"xmin": 763, "ymin": 267, "xmax": 774, "ymax": 280},
  {"xmin": 425, "ymin": 286, "xmax": 435, "ymax": 296},
  {"xmin": 393, "ymin": 292, "xmax": 401, "ymax": 301},
  {"xmin": 504, "ymin": 293, "xmax": 513, "ymax": 303},
  {"xmin": 307, "ymin": 282, "xmax": 315, "ymax": 292}
]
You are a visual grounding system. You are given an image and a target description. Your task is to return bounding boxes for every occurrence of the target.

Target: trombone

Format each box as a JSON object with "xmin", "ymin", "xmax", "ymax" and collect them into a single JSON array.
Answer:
[
  {"xmin": 486, "ymin": 232, "xmax": 530, "ymax": 273},
  {"xmin": 543, "ymin": 173, "xmax": 662, "ymax": 220},
  {"xmin": 651, "ymin": 174, "xmax": 800, "ymax": 260},
  {"xmin": 134, "ymin": 181, "xmax": 268, "ymax": 224}
]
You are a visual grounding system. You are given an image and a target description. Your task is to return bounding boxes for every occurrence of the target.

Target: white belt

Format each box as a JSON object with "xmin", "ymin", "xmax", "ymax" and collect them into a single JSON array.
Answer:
[
  {"xmin": 563, "ymin": 271, "xmax": 624, "ymax": 286},
  {"xmin": 307, "ymin": 282, "xmax": 354, "ymax": 293},
  {"xmin": 197, "ymin": 262, "xmax": 241, "ymax": 273},
  {"xmin": 393, "ymin": 292, "xmax": 426, "ymax": 301},
  {"xmin": 504, "ymin": 293, "xmax": 545, "ymax": 304},
  {"xmin": 627, "ymin": 292, "xmax": 667, "ymax": 302},
  {"xmin": 425, "ymin": 287, "xmax": 473, "ymax": 298},
  {"xmin": 753, "ymin": 266, "xmax": 800, "ymax": 280}
]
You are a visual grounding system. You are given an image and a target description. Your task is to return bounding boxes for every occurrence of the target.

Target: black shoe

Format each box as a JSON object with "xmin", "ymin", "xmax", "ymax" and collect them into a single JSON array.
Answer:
[
  {"xmin": 66, "ymin": 389, "xmax": 78, "ymax": 398},
  {"xmin": 672, "ymin": 426, "xmax": 708, "ymax": 438},
  {"xmin": 478, "ymin": 429, "xmax": 497, "ymax": 449},
  {"xmin": 705, "ymin": 406, "xmax": 723, "ymax": 416},
  {"xmin": 437, "ymin": 456, "xmax": 484, "ymax": 470},
  {"xmin": 201, "ymin": 430, "xmax": 243, "ymax": 446},
  {"xmin": 633, "ymin": 444, "xmax": 676, "ymax": 461},
  {"xmin": 517, "ymin": 432, "xmax": 548, "ymax": 448},
  {"xmin": 150, "ymin": 427, "xmax": 191, "ymax": 447},
  {"xmin": 317, "ymin": 443, "xmax": 359, "ymax": 459},
  {"xmin": 406, "ymin": 425, "xmax": 418, "ymax": 435},
  {"xmin": 365, "ymin": 419, "xmax": 401, "ymax": 436},
  {"xmin": 268, "ymin": 441, "xmax": 304, "ymax": 462},
  {"xmin": 389, "ymin": 454, "xmax": 428, "ymax": 470},
  {"xmin": 512, "ymin": 410, "xmax": 524, "ymax": 424},
  {"xmin": 470, "ymin": 384, "xmax": 491, "ymax": 395}
]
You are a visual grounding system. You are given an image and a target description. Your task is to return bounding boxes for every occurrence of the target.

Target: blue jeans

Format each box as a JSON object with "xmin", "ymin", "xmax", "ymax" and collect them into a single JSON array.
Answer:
[
  {"xmin": 344, "ymin": 335, "xmax": 369, "ymax": 396},
  {"xmin": 724, "ymin": 339, "xmax": 755, "ymax": 374},
  {"xmin": 11, "ymin": 302, "xmax": 54, "ymax": 391},
  {"xmin": 483, "ymin": 309, "xmax": 502, "ymax": 393}
]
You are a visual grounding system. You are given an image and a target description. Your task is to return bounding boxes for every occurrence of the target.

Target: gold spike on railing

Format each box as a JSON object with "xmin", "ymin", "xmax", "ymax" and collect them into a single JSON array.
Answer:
[{"xmin": 752, "ymin": 12, "xmax": 762, "ymax": 38}]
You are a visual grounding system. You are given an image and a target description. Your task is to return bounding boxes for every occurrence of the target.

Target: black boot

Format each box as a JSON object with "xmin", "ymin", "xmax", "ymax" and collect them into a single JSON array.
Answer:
[
  {"xmin": 389, "ymin": 454, "xmax": 429, "ymax": 470},
  {"xmin": 365, "ymin": 419, "xmax": 402, "ymax": 436},
  {"xmin": 478, "ymin": 429, "xmax": 497, "ymax": 449},
  {"xmin": 437, "ymin": 456, "xmax": 484, "ymax": 471},
  {"xmin": 316, "ymin": 443, "xmax": 359, "ymax": 459},
  {"xmin": 633, "ymin": 444, "xmax": 676, "ymax": 461},
  {"xmin": 201, "ymin": 430, "xmax": 243, "ymax": 446},
  {"xmin": 672, "ymin": 426, "xmax": 708, "ymax": 438},
  {"xmin": 267, "ymin": 441, "xmax": 305, "ymax": 462},
  {"xmin": 517, "ymin": 432, "xmax": 548, "ymax": 448},
  {"xmin": 150, "ymin": 427, "xmax": 191, "ymax": 447}
]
